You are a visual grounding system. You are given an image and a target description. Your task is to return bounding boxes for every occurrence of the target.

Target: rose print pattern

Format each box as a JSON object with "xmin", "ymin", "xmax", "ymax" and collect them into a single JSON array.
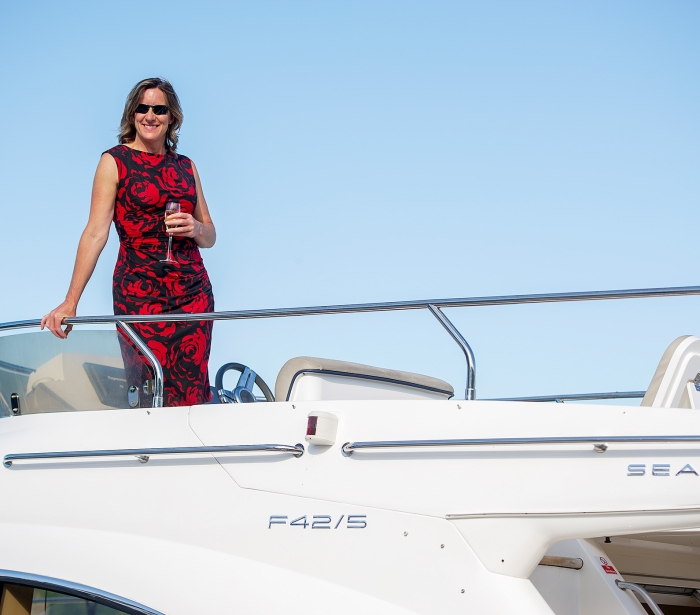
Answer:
[{"xmin": 107, "ymin": 145, "xmax": 214, "ymax": 406}]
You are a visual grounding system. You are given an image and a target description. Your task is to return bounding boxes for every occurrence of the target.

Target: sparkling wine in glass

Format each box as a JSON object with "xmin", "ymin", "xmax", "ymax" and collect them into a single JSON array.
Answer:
[{"xmin": 160, "ymin": 201, "xmax": 181, "ymax": 263}]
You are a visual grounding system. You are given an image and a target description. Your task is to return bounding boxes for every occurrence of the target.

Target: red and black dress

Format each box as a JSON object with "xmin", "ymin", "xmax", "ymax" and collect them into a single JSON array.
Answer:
[{"xmin": 107, "ymin": 145, "xmax": 214, "ymax": 406}]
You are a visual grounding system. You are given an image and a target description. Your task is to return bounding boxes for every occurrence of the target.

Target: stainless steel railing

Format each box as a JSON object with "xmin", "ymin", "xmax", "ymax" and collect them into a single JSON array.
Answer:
[
  {"xmin": 2, "ymin": 284, "xmax": 699, "ymax": 404},
  {"xmin": 5, "ymin": 284, "xmax": 699, "ymax": 330},
  {"xmin": 3, "ymin": 443, "xmax": 305, "ymax": 467},
  {"xmin": 616, "ymin": 581, "xmax": 665, "ymax": 615},
  {"xmin": 427, "ymin": 304, "xmax": 476, "ymax": 400},
  {"xmin": 341, "ymin": 435, "xmax": 700, "ymax": 456},
  {"xmin": 117, "ymin": 321, "xmax": 164, "ymax": 407}
]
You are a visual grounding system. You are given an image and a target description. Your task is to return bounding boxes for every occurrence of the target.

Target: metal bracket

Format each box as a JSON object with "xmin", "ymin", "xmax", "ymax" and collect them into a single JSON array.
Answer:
[
  {"xmin": 10, "ymin": 393, "xmax": 20, "ymax": 416},
  {"xmin": 127, "ymin": 385, "xmax": 140, "ymax": 408}
]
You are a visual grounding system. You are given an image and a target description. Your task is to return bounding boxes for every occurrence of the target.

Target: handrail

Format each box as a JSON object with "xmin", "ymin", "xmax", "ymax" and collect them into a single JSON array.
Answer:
[
  {"xmin": 117, "ymin": 321, "xmax": 164, "ymax": 408},
  {"xmin": 538, "ymin": 556, "xmax": 583, "ymax": 570},
  {"xmin": 428, "ymin": 304, "xmax": 476, "ymax": 400},
  {"xmin": 3, "ymin": 443, "xmax": 305, "ymax": 467},
  {"xmin": 2, "ymin": 284, "xmax": 699, "ymax": 402},
  {"xmin": 488, "ymin": 391, "xmax": 647, "ymax": 403},
  {"xmin": 3, "ymin": 285, "xmax": 700, "ymax": 330},
  {"xmin": 616, "ymin": 580, "xmax": 665, "ymax": 615},
  {"xmin": 341, "ymin": 435, "xmax": 700, "ymax": 456}
]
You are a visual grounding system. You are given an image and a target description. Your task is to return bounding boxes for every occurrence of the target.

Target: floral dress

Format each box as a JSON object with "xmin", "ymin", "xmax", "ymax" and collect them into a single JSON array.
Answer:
[{"xmin": 107, "ymin": 145, "xmax": 214, "ymax": 406}]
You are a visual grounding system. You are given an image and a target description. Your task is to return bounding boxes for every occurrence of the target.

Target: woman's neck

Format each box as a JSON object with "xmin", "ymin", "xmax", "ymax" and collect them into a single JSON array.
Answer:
[{"xmin": 128, "ymin": 136, "xmax": 167, "ymax": 155}]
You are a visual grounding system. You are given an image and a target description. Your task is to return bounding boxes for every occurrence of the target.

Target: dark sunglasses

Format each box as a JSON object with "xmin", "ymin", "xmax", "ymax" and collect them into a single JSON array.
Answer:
[{"xmin": 135, "ymin": 104, "xmax": 170, "ymax": 115}]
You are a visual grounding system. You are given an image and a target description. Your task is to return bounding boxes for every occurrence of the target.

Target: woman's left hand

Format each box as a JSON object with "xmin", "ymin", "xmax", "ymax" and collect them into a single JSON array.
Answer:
[{"xmin": 165, "ymin": 212, "xmax": 201, "ymax": 239}]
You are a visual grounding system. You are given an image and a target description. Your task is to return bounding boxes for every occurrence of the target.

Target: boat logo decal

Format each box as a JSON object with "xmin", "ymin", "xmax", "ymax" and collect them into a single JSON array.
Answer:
[
  {"xmin": 627, "ymin": 463, "xmax": 699, "ymax": 476},
  {"xmin": 268, "ymin": 514, "xmax": 367, "ymax": 529}
]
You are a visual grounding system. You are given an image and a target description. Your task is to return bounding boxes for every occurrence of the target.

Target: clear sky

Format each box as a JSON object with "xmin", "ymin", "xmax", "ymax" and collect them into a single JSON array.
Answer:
[{"xmin": 0, "ymin": 0, "xmax": 698, "ymax": 400}]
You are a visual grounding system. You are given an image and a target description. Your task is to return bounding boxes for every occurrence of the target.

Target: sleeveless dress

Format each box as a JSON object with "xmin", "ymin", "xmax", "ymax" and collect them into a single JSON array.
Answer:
[{"xmin": 107, "ymin": 145, "xmax": 215, "ymax": 407}]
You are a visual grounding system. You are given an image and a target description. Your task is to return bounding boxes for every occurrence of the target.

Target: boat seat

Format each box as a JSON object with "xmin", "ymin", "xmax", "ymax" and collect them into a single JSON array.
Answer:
[
  {"xmin": 275, "ymin": 356, "xmax": 454, "ymax": 402},
  {"xmin": 641, "ymin": 335, "xmax": 700, "ymax": 408}
]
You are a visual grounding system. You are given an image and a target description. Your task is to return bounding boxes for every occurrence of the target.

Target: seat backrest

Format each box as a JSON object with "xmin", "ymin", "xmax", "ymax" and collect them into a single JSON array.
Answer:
[
  {"xmin": 275, "ymin": 356, "xmax": 454, "ymax": 402},
  {"xmin": 641, "ymin": 335, "xmax": 700, "ymax": 408}
]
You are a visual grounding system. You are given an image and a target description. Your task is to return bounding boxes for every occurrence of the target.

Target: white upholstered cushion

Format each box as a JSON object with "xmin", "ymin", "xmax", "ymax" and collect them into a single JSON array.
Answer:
[{"xmin": 275, "ymin": 356, "xmax": 454, "ymax": 402}]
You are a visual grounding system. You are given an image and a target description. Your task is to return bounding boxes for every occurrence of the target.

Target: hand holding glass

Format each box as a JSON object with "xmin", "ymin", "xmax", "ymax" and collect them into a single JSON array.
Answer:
[{"xmin": 161, "ymin": 202, "xmax": 181, "ymax": 263}]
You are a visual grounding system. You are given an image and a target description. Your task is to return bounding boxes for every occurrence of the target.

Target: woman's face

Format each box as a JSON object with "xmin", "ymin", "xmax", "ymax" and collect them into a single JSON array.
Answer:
[{"xmin": 133, "ymin": 88, "xmax": 173, "ymax": 149}]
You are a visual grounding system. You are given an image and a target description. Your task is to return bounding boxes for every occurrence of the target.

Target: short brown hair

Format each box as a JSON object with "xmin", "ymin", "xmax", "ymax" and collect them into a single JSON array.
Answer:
[{"xmin": 118, "ymin": 77, "xmax": 184, "ymax": 152}]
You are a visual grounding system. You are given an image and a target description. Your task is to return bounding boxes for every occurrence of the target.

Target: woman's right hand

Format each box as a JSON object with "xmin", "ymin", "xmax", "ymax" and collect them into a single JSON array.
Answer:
[{"xmin": 41, "ymin": 300, "xmax": 77, "ymax": 339}]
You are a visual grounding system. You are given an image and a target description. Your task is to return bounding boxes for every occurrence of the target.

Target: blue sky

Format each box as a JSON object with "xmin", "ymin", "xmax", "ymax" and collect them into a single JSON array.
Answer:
[{"xmin": 0, "ymin": 1, "xmax": 698, "ymax": 400}]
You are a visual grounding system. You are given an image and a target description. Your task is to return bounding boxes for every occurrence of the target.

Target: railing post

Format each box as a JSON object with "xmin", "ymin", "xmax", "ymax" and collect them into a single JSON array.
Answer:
[
  {"xmin": 117, "ymin": 321, "xmax": 164, "ymax": 408},
  {"xmin": 427, "ymin": 305, "xmax": 476, "ymax": 400},
  {"xmin": 615, "ymin": 581, "xmax": 665, "ymax": 615}
]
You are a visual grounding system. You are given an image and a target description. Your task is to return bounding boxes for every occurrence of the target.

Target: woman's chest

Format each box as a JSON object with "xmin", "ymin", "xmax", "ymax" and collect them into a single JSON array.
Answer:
[{"xmin": 117, "ymin": 160, "xmax": 197, "ymax": 215}]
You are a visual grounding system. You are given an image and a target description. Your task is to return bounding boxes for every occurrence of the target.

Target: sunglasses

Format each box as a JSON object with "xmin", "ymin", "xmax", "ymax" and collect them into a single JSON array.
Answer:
[{"xmin": 135, "ymin": 104, "xmax": 170, "ymax": 115}]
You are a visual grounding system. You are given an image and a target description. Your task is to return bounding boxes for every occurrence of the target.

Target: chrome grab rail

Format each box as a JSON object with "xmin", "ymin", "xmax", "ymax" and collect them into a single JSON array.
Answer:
[
  {"xmin": 341, "ymin": 435, "xmax": 700, "ymax": 455},
  {"xmin": 489, "ymin": 391, "xmax": 647, "ymax": 403},
  {"xmin": 428, "ymin": 304, "xmax": 476, "ymax": 400},
  {"xmin": 3, "ymin": 443, "xmax": 305, "ymax": 467},
  {"xmin": 3, "ymin": 284, "xmax": 699, "ymax": 330},
  {"xmin": 616, "ymin": 580, "xmax": 665, "ymax": 615},
  {"xmin": 117, "ymin": 321, "xmax": 164, "ymax": 408},
  {"xmin": 1, "ymin": 284, "xmax": 699, "ymax": 401},
  {"xmin": 538, "ymin": 556, "xmax": 583, "ymax": 570}
]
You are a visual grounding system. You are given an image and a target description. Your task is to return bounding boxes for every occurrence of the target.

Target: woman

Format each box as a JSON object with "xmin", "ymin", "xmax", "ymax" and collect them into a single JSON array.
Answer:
[{"xmin": 42, "ymin": 77, "xmax": 216, "ymax": 406}]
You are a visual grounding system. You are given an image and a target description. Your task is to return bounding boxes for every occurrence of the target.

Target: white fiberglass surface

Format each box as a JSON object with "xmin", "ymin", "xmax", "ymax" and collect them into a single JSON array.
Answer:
[{"xmin": 0, "ymin": 330, "xmax": 151, "ymax": 417}]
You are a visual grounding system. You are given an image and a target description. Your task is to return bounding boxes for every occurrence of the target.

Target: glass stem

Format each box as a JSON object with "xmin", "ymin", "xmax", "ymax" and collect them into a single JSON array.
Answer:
[{"xmin": 167, "ymin": 235, "xmax": 173, "ymax": 261}]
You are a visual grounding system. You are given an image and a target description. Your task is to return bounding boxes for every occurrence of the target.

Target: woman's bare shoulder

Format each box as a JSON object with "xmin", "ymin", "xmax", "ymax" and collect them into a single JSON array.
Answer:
[{"xmin": 95, "ymin": 151, "xmax": 119, "ymax": 182}]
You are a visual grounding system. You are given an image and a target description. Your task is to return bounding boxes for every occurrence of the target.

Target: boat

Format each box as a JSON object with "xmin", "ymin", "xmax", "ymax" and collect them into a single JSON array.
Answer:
[{"xmin": 2, "ymin": 285, "xmax": 700, "ymax": 614}]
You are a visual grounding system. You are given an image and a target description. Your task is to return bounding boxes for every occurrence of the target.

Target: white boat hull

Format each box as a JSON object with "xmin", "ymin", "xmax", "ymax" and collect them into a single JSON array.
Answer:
[{"xmin": 2, "ymin": 400, "xmax": 700, "ymax": 613}]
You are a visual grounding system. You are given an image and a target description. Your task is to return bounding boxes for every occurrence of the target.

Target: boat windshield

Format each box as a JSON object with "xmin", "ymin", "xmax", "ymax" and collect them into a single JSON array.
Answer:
[{"xmin": 0, "ymin": 329, "xmax": 152, "ymax": 417}]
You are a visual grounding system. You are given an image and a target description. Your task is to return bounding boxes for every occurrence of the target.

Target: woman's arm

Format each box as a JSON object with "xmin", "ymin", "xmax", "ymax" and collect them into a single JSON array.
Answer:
[
  {"xmin": 166, "ymin": 161, "xmax": 216, "ymax": 248},
  {"xmin": 41, "ymin": 153, "xmax": 118, "ymax": 338}
]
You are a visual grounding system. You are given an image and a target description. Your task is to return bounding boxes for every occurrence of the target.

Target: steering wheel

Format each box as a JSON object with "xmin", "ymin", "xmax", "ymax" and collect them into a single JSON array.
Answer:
[{"xmin": 214, "ymin": 362, "xmax": 275, "ymax": 404}]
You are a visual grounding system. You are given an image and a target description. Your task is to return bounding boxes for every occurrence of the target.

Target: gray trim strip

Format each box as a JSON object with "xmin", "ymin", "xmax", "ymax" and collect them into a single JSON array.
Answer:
[
  {"xmin": 446, "ymin": 506, "xmax": 700, "ymax": 519},
  {"xmin": 285, "ymin": 369, "xmax": 454, "ymax": 401},
  {"xmin": 488, "ymin": 391, "xmax": 647, "ymax": 403},
  {"xmin": 0, "ymin": 569, "xmax": 165, "ymax": 615},
  {"xmin": 619, "ymin": 572, "xmax": 700, "ymax": 585},
  {"xmin": 0, "ymin": 359, "xmax": 33, "ymax": 376}
]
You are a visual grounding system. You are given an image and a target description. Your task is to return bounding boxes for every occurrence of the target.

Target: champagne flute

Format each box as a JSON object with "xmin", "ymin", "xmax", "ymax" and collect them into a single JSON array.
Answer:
[{"xmin": 160, "ymin": 201, "xmax": 180, "ymax": 263}]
